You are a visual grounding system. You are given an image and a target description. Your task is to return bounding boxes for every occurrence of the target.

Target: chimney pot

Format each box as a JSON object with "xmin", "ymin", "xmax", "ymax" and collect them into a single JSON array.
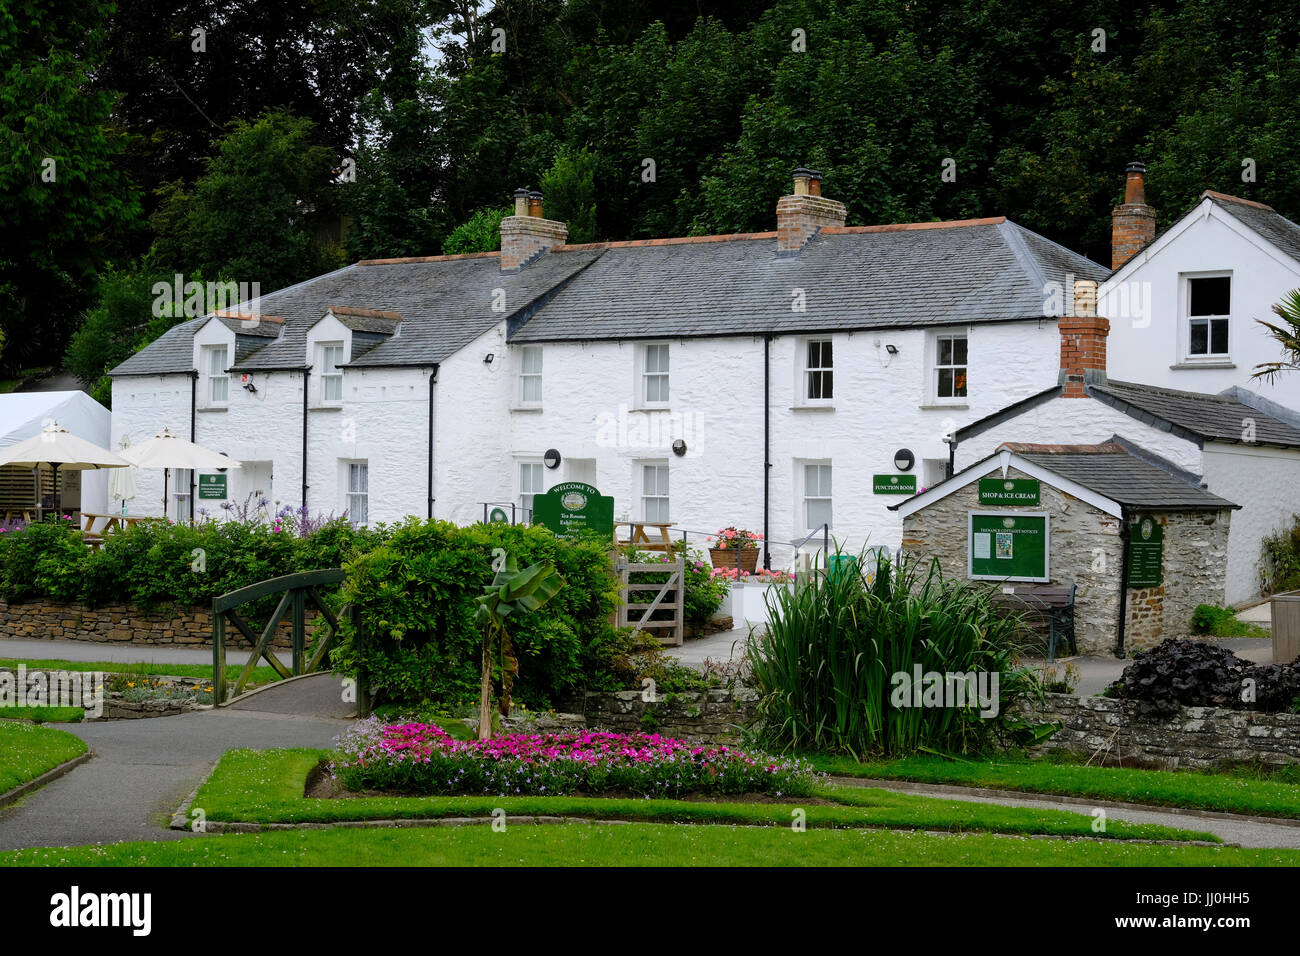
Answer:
[
  {"xmin": 512, "ymin": 188, "xmax": 530, "ymax": 217},
  {"xmin": 778, "ymin": 167, "xmax": 846, "ymax": 252},
  {"xmin": 527, "ymin": 191, "xmax": 544, "ymax": 218},
  {"xmin": 1112, "ymin": 161, "xmax": 1156, "ymax": 269}
]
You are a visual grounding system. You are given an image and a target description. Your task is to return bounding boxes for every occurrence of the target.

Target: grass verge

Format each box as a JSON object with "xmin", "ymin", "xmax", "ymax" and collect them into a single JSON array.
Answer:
[
  {"xmin": 0, "ymin": 721, "xmax": 88, "ymax": 792},
  {"xmin": 811, "ymin": 754, "xmax": 1300, "ymax": 819},
  {"xmin": 7, "ymin": 823, "xmax": 1300, "ymax": 868},
  {"xmin": 0, "ymin": 706, "xmax": 83, "ymax": 723},
  {"xmin": 0, "ymin": 658, "xmax": 278, "ymax": 685},
  {"xmin": 187, "ymin": 748, "xmax": 1213, "ymax": 843}
]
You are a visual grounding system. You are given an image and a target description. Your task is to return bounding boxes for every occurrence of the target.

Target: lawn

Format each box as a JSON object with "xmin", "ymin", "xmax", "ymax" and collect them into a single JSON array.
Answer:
[
  {"xmin": 0, "ymin": 721, "xmax": 87, "ymax": 793},
  {"xmin": 6, "ymin": 823, "xmax": 1300, "ymax": 868},
  {"xmin": 0, "ymin": 658, "xmax": 279, "ymax": 686},
  {"xmin": 812, "ymin": 753, "xmax": 1300, "ymax": 819},
  {"xmin": 186, "ymin": 748, "xmax": 1212, "ymax": 842},
  {"xmin": 0, "ymin": 706, "xmax": 83, "ymax": 723}
]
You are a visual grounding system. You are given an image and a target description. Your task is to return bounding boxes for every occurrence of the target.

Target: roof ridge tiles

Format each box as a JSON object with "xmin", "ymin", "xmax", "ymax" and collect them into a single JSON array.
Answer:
[
  {"xmin": 820, "ymin": 217, "xmax": 1006, "ymax": 234},
  {"xmin": 356, "ymin": 251, "xmax": 501, "ymax": 265},
  {"xmin": 1201, "ymin": 190, "xmax": 1276, "ymax": 212}
]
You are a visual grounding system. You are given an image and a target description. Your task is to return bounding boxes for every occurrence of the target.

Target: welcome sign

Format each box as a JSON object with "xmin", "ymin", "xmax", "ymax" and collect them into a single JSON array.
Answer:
[
  {"xmin": 978, "ymin": 478, "xmax": 1040, "ymax": 505},
  {"xmin": 532, "ymin": 481, "xmax": 614, "ymax": 539}
]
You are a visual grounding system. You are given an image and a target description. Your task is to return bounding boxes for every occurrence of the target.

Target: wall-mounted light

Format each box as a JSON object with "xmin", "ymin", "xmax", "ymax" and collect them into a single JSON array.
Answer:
[
  {"xmin": 885, "ymin": 344, "xmax": 899, "ymax": 355},
  {"xmin": 672, "ymin": 439, "xmax": 687, "ymax": 457},
  {"xmin": 484, "ymin": 353, "xmax": 495, "ymax": 365},
  {"xmin": 893, "ymin": 448, "xmax": 915, "ymax": 471},
  {"xmin": 544, "ymin": 448, "xmax": 562, "ymax": 469}
]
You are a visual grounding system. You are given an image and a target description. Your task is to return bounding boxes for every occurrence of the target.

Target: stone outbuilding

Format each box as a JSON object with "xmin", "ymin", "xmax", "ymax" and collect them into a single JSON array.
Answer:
[{"xmin": 893, "ymin": 442, "xmax": 1239, "ymax": 656}]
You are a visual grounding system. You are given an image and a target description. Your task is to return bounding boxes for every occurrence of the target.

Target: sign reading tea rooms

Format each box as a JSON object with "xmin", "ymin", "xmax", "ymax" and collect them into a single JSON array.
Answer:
[{"xmin": 532, "ymin": 482, "xmax": 614, "ymax": 539}]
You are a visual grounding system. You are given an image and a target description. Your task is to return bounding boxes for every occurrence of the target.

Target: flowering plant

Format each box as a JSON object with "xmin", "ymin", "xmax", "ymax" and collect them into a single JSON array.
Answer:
[
  {"xmin": 710, "ymin": 567, "xmax": 793, "ymax": 582},
  {"xmin": 331, "ymin": 719, "xmax": 817, "ymax": 798},
  {"xmin": 706, "ymin": 527, "xmax": 762, "ymax": 551}
]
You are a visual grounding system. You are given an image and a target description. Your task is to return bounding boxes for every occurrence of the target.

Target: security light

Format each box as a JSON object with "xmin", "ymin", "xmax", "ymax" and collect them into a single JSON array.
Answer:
[
  {"xmin": 484, "ymin": 353, "xmax": 494, "ymax": 364},
  {"xmin": 885, "ymin": 344, "xmax": 899, "ymax": 355},
  {"xmin": 893, "ymin": 448, "xmax": 915, "ymax": 471}
]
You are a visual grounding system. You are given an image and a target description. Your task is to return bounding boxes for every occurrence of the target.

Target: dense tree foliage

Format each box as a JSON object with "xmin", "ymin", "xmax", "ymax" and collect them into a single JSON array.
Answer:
[{"xmin": 1, "ymin": 0, "xmax": 1296, "ymax": 378}]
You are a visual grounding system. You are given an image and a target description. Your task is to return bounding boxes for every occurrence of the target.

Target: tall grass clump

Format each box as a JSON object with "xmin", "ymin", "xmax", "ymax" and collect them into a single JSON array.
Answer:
[{"xmin": 747, "ymin": 548, "xmax": 1048, "ymax": 758}]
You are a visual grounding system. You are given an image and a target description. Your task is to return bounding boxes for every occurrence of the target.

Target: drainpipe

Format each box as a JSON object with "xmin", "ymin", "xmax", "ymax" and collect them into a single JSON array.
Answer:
[
  {"xmin": 301, "ymin": 368, "xmax": 310, "ymax": 512},
  {"xmin": 763, "ymin": 334, "xmax": 772, "ymax": 571},
  {"xmin": 427, "ymin": 367, "xmax": 437, "ymax": 519},
  {"xmin": 1114, "ymin": 507, "xmax": 1131, "ymax": 658},
  {"xmin": 189, "ymin": 370, "xmax": 198, "ymax": 522}
]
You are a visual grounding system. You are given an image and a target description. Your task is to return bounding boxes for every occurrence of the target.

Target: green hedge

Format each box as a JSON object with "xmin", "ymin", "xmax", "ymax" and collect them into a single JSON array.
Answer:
[{"xmin": 330, "ymin": 520, "xmax": 623, "ymax": 710}]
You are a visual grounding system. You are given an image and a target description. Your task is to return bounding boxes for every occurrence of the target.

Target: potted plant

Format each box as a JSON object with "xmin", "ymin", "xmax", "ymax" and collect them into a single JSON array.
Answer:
[{"xmin": 708, "ymin": 526, "xmax": 762, "ymax": 574}]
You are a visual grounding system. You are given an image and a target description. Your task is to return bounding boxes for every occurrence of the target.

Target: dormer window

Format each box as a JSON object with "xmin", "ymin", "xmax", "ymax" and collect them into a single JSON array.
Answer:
[
  {"xmin": 203, "ymin": 345, "xmax": 229, "ymax": 406},
  {"xmin": 319, "ymin": 341, "xmax": 344, "ymax": 403}
]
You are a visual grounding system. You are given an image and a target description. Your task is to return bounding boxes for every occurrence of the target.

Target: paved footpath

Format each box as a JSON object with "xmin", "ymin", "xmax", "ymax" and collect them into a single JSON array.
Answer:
[{"xmin": 0, "ymin": 673, "xmax": 356, "ymax": 851}]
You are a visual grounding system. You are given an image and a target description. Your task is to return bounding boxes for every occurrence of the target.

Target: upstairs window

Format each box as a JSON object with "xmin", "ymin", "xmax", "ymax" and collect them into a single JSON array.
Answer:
[
  {"xmin": 804, "ymin": 339, "xmax": 834, "ymax": 402},
  {"xmin": 934, "ymin": 334, "xmax": 968, "ymax": 400},
  {"xmin": 519, "ymin": 345, "xmax": 543, "ymax": 405},
  {"xmin": 1187, "ymin": 275, "xmax": 1231, "ymax": 357},
  {"xmin": 205, "ymin": 345, "xmax": 229, "ymax": 405},
  {"xmin": 642, "ymin": 344, "xmax": 670, "ymax": 405},
  {"xmin": 320, "ymin": 342, "xmax": 345, "ymax": 402}
]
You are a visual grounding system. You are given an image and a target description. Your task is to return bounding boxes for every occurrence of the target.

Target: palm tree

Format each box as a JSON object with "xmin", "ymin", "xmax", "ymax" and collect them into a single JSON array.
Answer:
[
  {"xmin": 1252, "ymin": 289, "xmax": 1300, "ymax": 383},
  {"xmin": 473, "ymin": 549, "xmax": 563, "ymax": 740}
]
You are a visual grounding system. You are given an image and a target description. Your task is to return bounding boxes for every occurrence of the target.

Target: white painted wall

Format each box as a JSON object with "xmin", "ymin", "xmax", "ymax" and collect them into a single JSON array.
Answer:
[
  {"xmin": 110, "ymin": 374, "xmax": 194, "ymax": 518},
  {"xmin": 955, "ymin": 395, "xmax": 1205, "ymax": 476},
  {"xmin": 1202, "ymin": 442, "xmax": 1300, "ymax": 604},
  {"xmin": 1101, "ymin": 199, "xmax": 1300, "ymax": 414}
]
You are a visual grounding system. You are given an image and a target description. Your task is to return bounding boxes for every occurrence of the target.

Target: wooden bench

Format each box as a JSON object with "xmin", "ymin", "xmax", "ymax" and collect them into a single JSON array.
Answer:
[{"xmin": 990, "ymin": 583, "xmax": 1077, "ymax": 662}]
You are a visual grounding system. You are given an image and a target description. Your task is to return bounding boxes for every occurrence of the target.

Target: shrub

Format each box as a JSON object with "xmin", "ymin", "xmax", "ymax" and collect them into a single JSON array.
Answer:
[
  {"xmin": 1190, "ymin": 603, "xmax": 1265, "ymax": 638},
  {"xmin": 1109, "ymin": 638, "xmax": 1300, "ymax": 715},
  {"xmin": 747, "ymin": 547, "xmax": 1046, "ymax": 758},
  {"xmin": 0, "ymin": 517, "xmax": 87, "ymax": 602},
  {"xmin": 331, "ymin": 520, "xmax": 620, "ymax": 711},
  {"xmin": 1260, "ymin": 514, "xmax": 1300, "ymax": 595},
  {"xmin": 331, "ymin": 719, "xmax": 816, "ymax": 798}
]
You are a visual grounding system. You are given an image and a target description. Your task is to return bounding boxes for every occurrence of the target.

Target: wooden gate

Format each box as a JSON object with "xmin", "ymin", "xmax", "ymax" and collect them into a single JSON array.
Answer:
[
  {"xmin": 618, "ymin": 554, "xmax": 685, "ymax": 646},
  {"xmin": 211, "ymin": 569, "xmax": 346, "ymax": 703}
]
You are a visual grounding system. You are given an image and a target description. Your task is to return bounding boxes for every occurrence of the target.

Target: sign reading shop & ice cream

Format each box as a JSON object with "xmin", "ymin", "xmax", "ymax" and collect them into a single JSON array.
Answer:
[
  {"xmin": 977, "ymin": 478, "xmax": 1040, "ymax": 505},
  {"xmin": 532, "ymin": 481, "xmax": 614, "ymax": 539}
]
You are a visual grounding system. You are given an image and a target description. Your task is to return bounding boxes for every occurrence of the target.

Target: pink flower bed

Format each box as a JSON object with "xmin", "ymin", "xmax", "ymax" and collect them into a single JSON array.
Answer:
[{"xmin": 331, "ymin": 718, "xmax": 816, "ymax": 798}]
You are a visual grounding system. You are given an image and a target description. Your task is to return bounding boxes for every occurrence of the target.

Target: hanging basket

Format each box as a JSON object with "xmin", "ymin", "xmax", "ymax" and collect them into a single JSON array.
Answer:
[{"xmin": 709, "ymin": 547, "xmax": 759, "ymax": 574}]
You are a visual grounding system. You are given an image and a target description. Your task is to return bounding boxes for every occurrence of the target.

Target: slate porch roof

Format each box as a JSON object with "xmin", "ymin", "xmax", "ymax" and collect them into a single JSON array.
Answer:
[{"xmin": 110, "ymin": 216, "xmax": 1106, "ymax": 376}]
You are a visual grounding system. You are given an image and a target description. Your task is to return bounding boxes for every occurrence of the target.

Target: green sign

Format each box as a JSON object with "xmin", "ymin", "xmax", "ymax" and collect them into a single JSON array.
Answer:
[
  {"xmin": 969, "ymin": 511, "xmax": 1050, "ymax": 582},
  {"xmin": 532, "ymin": 481, "xmax": 614, "ymax": 539},
  {"xmin": 873, "ymin": 474, "xmax": 917, "ymax": 495},
  {"xmin": 978, "ymin": 478, "xmax": 1041, "ymax": 505},
  {"xmin": 198, "ymin": 474, "xmax": 227, "ymax": 500},
  {"xmin": 488, "ymin": 507, "xmax": 509, "ymax": 523},
  {"xmin": 1127, "ymin": 515, "xmax": 1164, "ymax": 588}
]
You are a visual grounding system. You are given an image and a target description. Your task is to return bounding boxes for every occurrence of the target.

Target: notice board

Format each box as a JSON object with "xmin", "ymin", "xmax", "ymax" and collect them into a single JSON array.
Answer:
[{"xmin": 968, "ymin": 511, "xmax": 1050, "ymax": 582}]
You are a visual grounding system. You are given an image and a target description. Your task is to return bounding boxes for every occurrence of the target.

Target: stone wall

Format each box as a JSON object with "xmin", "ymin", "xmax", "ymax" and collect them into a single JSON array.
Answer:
[
  {"xmin": 0, "ymin": 599, "xmax": 297, "ymax": 649},
  {"xmin": 562, "ymin": 687, "xmax": 759, "ymax": 743},
  {"xmin": 1125, "ymin": 509, "xmax": 1231, "ymax": 652},
  {"xmin": 1021, "ymin": 692, "xmax": 1300, "ymax": 768},
  {"xmin": 901, "ymin": 465, "xmax": 1123, "ymax": 653}
]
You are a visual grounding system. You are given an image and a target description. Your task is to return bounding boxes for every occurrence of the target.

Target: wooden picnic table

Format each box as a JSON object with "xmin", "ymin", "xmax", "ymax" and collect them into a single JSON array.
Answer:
[
  {"xmin": 615, "ymin": 521, "xmax": 676, "ymax": 553},
  {"xmin": 78, "ymin": 513, "xmax": 164, "ymax": 551},
  {"xmin": 2, "ymin": 509, "xmax": 34, "ymax": 523}
]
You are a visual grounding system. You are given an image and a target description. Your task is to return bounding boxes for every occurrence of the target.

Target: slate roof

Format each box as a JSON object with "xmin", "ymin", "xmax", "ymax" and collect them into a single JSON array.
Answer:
[
  {"xmin": 111, "ymin": 216, "xmax": 1106, "ymax": 375},
  {"xmin": 1090, "ymin": 379, "xmax": 1300, "ymax": 448},
  {"xmin": 1204, "ymin": 192, "xmax": 1300, "ymax": 266},
  {"xmin": 1005, "ymin": 444, "xmax": 1239, "ymax": 510},
  {"xmin": 511, "ymin": 219, "xmax": 1108, "ymax": 342}
]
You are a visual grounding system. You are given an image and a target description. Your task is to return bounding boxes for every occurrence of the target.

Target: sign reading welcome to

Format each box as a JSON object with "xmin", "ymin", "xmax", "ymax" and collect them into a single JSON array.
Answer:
[
  {"xmin": 968, "ymin": 511, "xmax": 1050, "ymax": 582},
  {"xmin": 532, "ymin": 481, "xmax": 614, "ymax": 539},
  {"xmin": 978, "ymin": 478, "xmax": 1040, "ymax": 505}
]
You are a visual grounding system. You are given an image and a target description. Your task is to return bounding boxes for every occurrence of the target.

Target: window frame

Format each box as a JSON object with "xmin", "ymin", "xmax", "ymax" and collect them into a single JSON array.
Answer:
[
  {"xmin": 344, "ymin": 460, "xmax": 368, "ymax": 526},
  {"xmin": 319, "ymin": 341, "xmax": 345, "ymax": 404},
  {"xmin": 518, "ymin": 460, "xmax": 545, "ymax": 520},
  {"xmin": 800, "ymin": 460, "xmax": 833, "ymax": 533},
  {"xmin": 638, "ymin": 342, "xmax": 671, "ymax": 408},
  {"xmin": 204, "ymin": 345, "xmax": 230, "ymax": 407},
  {"xmin": 931, "ymin": 332, "xmax": 969, "ymax": 403},
  {"xmin": 1182, "ymin": 272, "xmax": 1233, "ymax": 362},
  {"xmin": 517, "ymin": 345, "xmax": 543, "ymax": 407},
  {"xmin": 173, "ymin": 468, "xmax": 194, "ymax": 523},
  {"xmin": 800, "ymin": 337, "xmax": 835, "ymax": 405},
  {"xmin": 639, "ymin": 460, "xmax": 670, "ymax": 523}
]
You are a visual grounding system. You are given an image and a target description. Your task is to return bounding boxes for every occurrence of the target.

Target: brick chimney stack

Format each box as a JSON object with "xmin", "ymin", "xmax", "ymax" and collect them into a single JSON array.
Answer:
[
  {"xmin": 1059, "ymin": 279, "xmax": 1108, "ymax": 397},
  {"xmin": 1111, "ymin": 162, "xmax": 1156, "ymax": 270},
  {"xmin": 777, "ymin": 167, "xmax": 847, "ymax": 253},
  {"xmin": 500, "ymin": 188, "xmax": 568, "ymax": 270}
]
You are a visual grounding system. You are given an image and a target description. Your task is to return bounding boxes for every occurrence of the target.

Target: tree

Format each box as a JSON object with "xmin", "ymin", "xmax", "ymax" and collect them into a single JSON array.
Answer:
[
  {"xmin": 441, "ymin": 207, "xmax": 510, "ymax": 255},
  {"xmin": 540, "ymin": 147, "xmax": 598, "ymax": 244},
  {"xmin": 474, "ymin": 549, "xmax": 563, "ymax": 739},
  {"xmin": 146, "ymin": 112, "xmax": 345, "ymax": 293},
  {"xmin": 0, "ymin": 0, "xmax": 141, "ymax": 374},
  {"xmin": 1253, "ymin": 289, "xmax": 1300, "ymax": 383}
]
